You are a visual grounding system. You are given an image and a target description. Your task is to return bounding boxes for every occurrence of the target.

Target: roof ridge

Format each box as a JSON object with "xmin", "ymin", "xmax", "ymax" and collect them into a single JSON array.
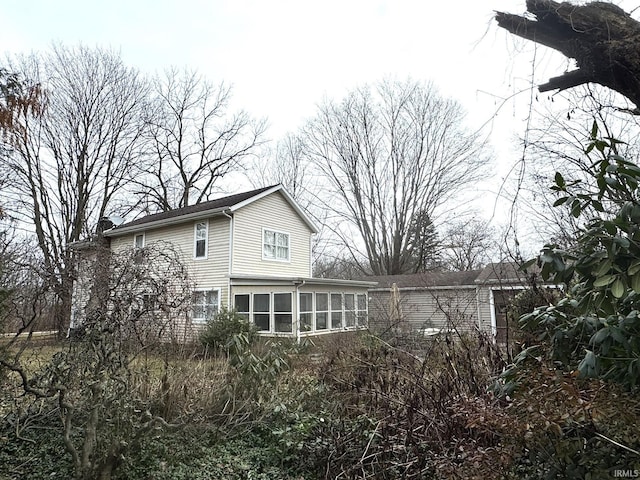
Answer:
[{"xmin": 108, "ymin": 184, "xmax": 280, "ymax": 232}]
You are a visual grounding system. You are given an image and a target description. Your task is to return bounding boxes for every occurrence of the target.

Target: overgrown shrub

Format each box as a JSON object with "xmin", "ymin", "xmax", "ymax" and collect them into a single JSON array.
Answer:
[
  {"xmin": 502, "ymin": 360, "xmax": 640, "ymax": 479},
  {"xmin": 507, "ymin": 286, "xmax": 560, "ymax": 355},
  {"xmin": 522, "ymin": 126, "xmax": 640, "ymax": 389},
  {"xmin": 295, "ymin": 331, "xmax": 512, "ymax": 478},
  {"xmin": 199, "ymin": 307, "xmax": 257, "ymax": 354}
]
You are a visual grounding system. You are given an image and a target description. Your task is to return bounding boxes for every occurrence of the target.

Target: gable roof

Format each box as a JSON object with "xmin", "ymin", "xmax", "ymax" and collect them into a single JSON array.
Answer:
[
  {"xmin": 364, "ymin": 262, "xmax": 537, "ymax": 290},
  {"xmin": 365, "ymin": 270, "xmax": 482, "ymax": 290},
  {"xmin": 104, "ymin": 184, "xmax": 319, "ymax": 236},
  {"xmin": 474, "ymin": 262, "xmax": 530, "ymax": 284}
]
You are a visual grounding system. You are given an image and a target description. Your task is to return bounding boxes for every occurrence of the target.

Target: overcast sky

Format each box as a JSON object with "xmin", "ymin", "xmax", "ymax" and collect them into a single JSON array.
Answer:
[
  {"xmin": 2, "ymin": 0, "xmax": 637, "ymax": 241},
  {"xmin": 1, "ymin": 1, "xmax": 565, "ymax": 135}
]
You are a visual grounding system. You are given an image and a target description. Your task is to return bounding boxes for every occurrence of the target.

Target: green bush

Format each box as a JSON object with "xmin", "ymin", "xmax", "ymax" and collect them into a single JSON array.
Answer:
[
  {"xmin": 199, "ymin": 307, "xmax": 257, "ymax": 353},
  {"xmin": 522, "ymin": 126, "xmax": 640, "ymax": 389}
]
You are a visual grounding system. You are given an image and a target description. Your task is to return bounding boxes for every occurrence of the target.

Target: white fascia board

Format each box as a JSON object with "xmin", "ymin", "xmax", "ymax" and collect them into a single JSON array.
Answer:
[{"xmin": 230, "ymin": 274, "xmax": 377, "ymax": 288}]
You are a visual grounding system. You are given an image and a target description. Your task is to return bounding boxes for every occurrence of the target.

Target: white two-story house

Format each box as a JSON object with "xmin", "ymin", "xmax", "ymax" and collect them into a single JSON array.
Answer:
[{"xmin": 72, "ymin": 184, "xmax": 375, "ymax": 341}]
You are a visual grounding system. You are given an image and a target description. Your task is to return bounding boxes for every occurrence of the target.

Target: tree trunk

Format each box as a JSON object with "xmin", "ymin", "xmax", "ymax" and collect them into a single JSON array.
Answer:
[{"xmin": 495, "ymin": 0, "xmax": 640, "ymax": 111}]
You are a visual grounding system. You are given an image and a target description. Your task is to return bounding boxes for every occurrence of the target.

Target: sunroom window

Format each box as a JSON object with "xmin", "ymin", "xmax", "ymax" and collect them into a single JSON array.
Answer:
[
  {"xmin": 331, "ymin": 293, "xmax": 343, "ymax": 329},
  {"xmin": 300, "ymin": 292, "xmax": 313, "ymax": 332},
  {"xmin": 315, "ymin": 293, "xmax": 328, "ymax": 330},
  {"xmin": 254, "ymin": 293, "xmax": 270, "ymax": 331},
  {"xmin": 274, "ymin": 293, "xmax": 292, "ymax": 332},
  {"xmin": 344, "ymin": 293, "xmax": 356, "ymax": 327},
  {"xmin": 357, "ymin": 294, "xmax": 368, "ymax": 327},
  {"xmin": 234, "ymin": 294, "xmax": 250, "ymax": 321}
]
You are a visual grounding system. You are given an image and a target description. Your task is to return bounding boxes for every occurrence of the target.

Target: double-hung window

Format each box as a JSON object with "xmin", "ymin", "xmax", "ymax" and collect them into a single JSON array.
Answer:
[
  {"xmin": 234, "ymin": 294, "xmax": 250, "ymax": 321},
  {"xmin": 191, "ymin": 289, "xmax": 219, "ymax": 323},
  {"xmin": 263, "ymin": 229, "xmax": 289, "ymax": 261},
  {"xmin": 194, "ymin": 221, "xmax": 208, "ymax": 259},
  {"xmin": 134, "ymin": 233, "xmax": 145, "ymax": 249},
  {"xmin": 133, "ymin": 233, "xmax": 146, "ymax": 263},
  {"xmin": 344, "ymin": 294, "xmax": 356, "ymax": 327},
  {"xmin": 357, "ymin": 294, "xmax": 368, "ymax": 327},
  {"xmin": 254, "ymin": 293, "xmax": 270, "ymax": 331}
]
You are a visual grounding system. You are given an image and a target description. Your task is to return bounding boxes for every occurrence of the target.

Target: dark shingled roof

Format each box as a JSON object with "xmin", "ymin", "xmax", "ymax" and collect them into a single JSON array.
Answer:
[
  {"xmin": 474, "ymin": 262, "xmax": 529, "ymax": 284},
  {"xmin": 365, "ymin": 270, "xmax": 482, "ymax": 289},
  {"xmin": 109, "ymin": 185, "xmax": 276, "ymax": 231},
  {"xmin": 362, "ymin": 262, "xmax": 537, "ymax": 289}
]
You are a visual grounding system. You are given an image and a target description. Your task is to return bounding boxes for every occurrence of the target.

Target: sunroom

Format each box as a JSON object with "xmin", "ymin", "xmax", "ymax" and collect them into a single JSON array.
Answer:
[{"xmin": 229, "ymin": 275, "xmax": 376, "ymax": 340}]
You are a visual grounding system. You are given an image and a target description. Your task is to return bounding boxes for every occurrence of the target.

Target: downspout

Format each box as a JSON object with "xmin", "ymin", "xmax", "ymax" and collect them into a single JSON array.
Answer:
[
  {"xmin": 475, "ymin": 285, "xmax": 482, "ymax": 332},
  {"xmin": 295, "ymin": 279, "xmax": 306, "ymax": 344},
  {"xmin": 489, "ymin": 289, "xmax": 497, "ymax": 341},
  {"xmin": 223, "ymin": 209, "xmax": 233, "ymax": 308}
]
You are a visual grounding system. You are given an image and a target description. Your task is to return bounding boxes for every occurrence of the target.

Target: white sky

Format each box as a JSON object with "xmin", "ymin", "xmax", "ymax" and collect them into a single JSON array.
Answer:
[
  {"xmin": 2, "ymin": 0, "xmax": 637, "ymax": 247},
  {"xmin": 1, "ymin": 1, "xmax": 555, "ymax": 135}
]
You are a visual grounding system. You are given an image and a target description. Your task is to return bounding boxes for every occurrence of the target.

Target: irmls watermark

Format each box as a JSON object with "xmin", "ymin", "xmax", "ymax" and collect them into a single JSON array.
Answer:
[{"xmin": 612, "ymin": 470, "xmax": 640, "ymax": 478}]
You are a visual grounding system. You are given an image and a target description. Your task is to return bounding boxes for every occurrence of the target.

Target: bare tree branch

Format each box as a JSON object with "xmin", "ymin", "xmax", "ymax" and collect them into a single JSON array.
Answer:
[
  {"xmin": 138, "ymin": 68, "xmax": 267, "ymax": 211},
  {"xmin": 303, "ymin": 79, "xmax": 491, "ymax": 275}
]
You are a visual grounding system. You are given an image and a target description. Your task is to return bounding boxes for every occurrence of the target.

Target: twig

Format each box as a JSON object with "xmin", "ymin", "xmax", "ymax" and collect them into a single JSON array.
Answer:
[
  {"xmin": 595, "ymin": 432, "xmax": 640, "ymax": 456},
  {"xmin": 360, "ymin": 419, "xmax": 383, "ymax": 463}
]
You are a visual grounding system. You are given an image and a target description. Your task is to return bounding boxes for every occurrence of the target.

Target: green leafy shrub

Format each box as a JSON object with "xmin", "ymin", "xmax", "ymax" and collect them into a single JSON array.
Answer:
[
  {"xmin": 199, "ymin": 307, "xmax": 257, "ymax": 354},
  {"xmin": 523, "ymin": 124, "xmax": 640, "ymax": 389}
]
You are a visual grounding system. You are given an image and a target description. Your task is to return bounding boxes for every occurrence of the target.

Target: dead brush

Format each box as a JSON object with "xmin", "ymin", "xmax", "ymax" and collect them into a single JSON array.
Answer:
[
  {"xmin": 130, "ymin": 345, "xmax": 230, "ymax": 423},
  {"xmin": 313, "ymin": 330, "xmax": 511, "ymax": 478}
]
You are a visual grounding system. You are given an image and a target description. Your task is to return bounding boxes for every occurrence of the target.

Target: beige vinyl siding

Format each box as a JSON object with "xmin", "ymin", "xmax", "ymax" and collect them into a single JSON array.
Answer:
[
  {"xmin": 232, "ymin": 191, "xmax": 312, "ymax": 277},
  {"xmin": 369, "ymin": 287, "xmax": 479, "ymax": 333},
  {"xmin": 109, "ymin": 216, "xmax": 231, "ymax": 310}
]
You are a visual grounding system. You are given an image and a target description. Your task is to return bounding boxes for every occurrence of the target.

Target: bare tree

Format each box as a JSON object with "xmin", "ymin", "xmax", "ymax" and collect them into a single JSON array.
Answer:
[
  {"xmin": 0, "ymin": 44, "xmax": 149, "ymax": 330},
  {"xmin": 440, "ymin": 218, "xmax": 497, "ymax": 271},
  {"xmin": 504, "ymin": 85, "xmax": 640, "ymax": 248},
  {"xmin": 0, "ymin": 242, "xmax": 192, "ymax": 480},
  {"xmin": 250, "ymin": 133, "xmax": 314, "ymax": 207},
  {"xmin": 302, "ymin": 78, "xmax": 491, "ymax": 276},
  {"xmin": 139, "ymin": 68, "xmax": 267, "ymax": 212}
]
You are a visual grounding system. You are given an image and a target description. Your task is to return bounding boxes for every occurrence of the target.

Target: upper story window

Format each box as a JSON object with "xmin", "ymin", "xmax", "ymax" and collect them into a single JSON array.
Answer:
[
  {"xmin": 194, "ymin": 221, "xmax": 208, "ymax": 259},
  {"xmin": 134, "ymin": 233, "xmax": 145, "ymax": 249},
  {"xmin": 263, "ymin": 229, "xmax": 289, "ymax": 262}
]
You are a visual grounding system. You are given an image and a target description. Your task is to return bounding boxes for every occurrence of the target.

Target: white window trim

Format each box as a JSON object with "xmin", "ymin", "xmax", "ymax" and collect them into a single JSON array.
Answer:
[
  {"xmin": 252, "ymin": 292, "xmax": 271, "ymax": 333},
  {"xmin": 134, "ymin": 232, "xmax": 145, "ymax": 248},
  {"xmin": 234, "ymin": 293, "xmax": 251, "ymax": 317},
  {"xmin": 262, "ymin": 227, "xmax": 291, "ymax": 263},
  {"xmin": 297, "ymin": 291, "xmax": 368, "ymax": 336},
  {"xmin": 344, "ymin": 293, "xmax": 356, "ymax": 328},
  {"xmin": 194, "ymin": 220, "xmax": 209, "ymax": 260},
  {"xmin": 299, "ymin": 292, "xmax": 314, "ymax": 333},
  {"xmin": 356, "ymin": 293, "xmax": 369, "ymax": 329},
  {"xmin": 330, "ymin": 292, "xmax": 344, "ymax": 330},
  {"xmin": 250, "ymin": 291, "xmax": 295, "ymax": 335},
  {"xmin": 313, "ymin": 292, "xmax": 329, "ymax": 333},
  {"xmin": 273, "ymin": 291, "xmax": 294, "ymax": 334},
  {"xmin": 191, "ymin": 287, "xmax": 220, "ymax": 324}
]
